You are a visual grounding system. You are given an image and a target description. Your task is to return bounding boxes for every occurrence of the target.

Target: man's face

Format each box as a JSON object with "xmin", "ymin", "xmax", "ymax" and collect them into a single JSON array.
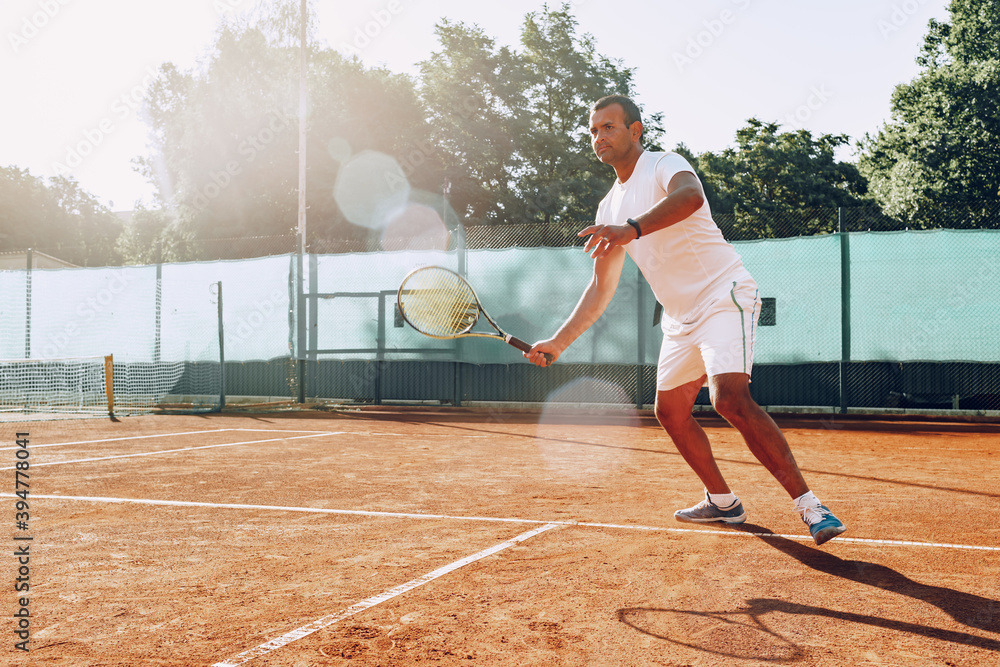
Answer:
[{"xmin": 589, "ymin": 104, "xmax": 639, "ymax": 166}]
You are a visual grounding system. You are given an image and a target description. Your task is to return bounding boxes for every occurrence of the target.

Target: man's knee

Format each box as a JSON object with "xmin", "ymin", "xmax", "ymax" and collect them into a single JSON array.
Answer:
[
  {"xmin": 655, "ymin": 401, "xmax": 691, "ymax": 432},
  {"xmin": 711, "ymin": 383, "xmax": 758, "ymax": 423},
  {"xmin": 655, "ymin": 377, "xmax": 704, "ymax": 432}
]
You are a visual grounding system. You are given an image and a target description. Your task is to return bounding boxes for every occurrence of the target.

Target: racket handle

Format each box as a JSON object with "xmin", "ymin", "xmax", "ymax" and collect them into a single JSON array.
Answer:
[{"xmin": 507, "ymin": 336, "xmax": 555, "ymax": 365}]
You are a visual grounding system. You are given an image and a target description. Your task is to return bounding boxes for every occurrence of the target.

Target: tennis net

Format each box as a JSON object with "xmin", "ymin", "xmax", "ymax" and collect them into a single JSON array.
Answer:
[{"xmin": 0, "ymin": 354, "xmax": 114, "ymax": 416}]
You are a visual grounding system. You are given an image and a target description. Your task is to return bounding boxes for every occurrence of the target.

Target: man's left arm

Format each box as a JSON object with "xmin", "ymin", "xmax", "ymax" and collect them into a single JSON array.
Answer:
[{"xmin": 581, "ymin": 171, "xmax": 706, "ymax": 259}]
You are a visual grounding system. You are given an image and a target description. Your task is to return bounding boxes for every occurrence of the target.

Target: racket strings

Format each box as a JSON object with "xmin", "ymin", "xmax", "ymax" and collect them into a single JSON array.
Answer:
[{"xmin": 400, "ymin": 270, "xmax": 479, "ymax": 337}]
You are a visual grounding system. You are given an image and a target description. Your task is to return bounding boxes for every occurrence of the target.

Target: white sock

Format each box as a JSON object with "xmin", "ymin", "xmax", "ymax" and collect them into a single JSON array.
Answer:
[
  {"xmin": 793, "ymin": 490, "xmax": 820, "ymax": 509},
  {"xmin": 708, "ymin": 491, "xmax": 738, "ymax": 508}
]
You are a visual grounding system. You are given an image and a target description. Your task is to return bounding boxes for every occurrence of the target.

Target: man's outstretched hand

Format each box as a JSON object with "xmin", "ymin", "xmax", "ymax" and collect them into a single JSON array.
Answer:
[{"xmin": 578, "ymin": 222, "xmax": 637, "ymax": 259}]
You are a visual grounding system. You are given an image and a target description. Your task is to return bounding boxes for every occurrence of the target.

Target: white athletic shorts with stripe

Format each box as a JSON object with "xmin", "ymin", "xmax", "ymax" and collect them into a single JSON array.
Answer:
[{"xmin": 656, "ymin": 273, "xmax": 761, "ymax": 392}]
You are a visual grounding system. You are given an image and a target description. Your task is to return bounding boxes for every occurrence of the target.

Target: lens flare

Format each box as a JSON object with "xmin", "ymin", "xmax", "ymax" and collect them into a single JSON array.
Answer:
[
  {"xmin": 535, "ymin": 377, "xmax": 638, "ymax": 480},
  {"xmin": 333, "ymin": 150, "xmax": 410, "ymax": 230}
]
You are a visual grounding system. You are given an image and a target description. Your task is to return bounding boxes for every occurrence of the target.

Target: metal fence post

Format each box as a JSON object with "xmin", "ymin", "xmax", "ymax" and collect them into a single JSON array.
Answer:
[
  {"xmin": 24, "ymin": 249, "xmax": 32, "ymax": 359},
  {"xmin": 636, "ymin": 269, "xmax": 646, "ymax": 409},
  {"xmin": 839, "ymin": 208, "xmax": 851, "ymax": 413},
  {"xmin": 454, "ymin": 224, "xmax": 466, "ymax": 406},
  {"xmin": 216, "ymin": 281, "xmax": 225, "ymax": 410},
  {"xmin": 154, "ymin": 244, "xmax": 162, "ymax": 364},
  {"xmin": 376, "ymin": 292, "xmax": 386, "ymax": 405},
  {"xmin": 296, "ymin": 244, "xmax": 306, "ymax": 403}
]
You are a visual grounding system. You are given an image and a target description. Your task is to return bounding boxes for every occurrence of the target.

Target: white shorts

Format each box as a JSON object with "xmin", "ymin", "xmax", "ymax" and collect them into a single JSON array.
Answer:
[{"xmin": 656, "ymin": 277, "xmax": 761, "ymax": 392}]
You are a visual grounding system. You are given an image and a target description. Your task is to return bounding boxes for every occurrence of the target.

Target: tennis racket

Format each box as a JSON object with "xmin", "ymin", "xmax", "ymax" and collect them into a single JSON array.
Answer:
[{"xmin": 397, "ymin": 266, "xmax": 554, "ymax": 364}]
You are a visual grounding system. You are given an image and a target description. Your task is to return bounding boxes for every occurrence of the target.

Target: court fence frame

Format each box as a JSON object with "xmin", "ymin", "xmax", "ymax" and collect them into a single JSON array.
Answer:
[
  {"xmin": 286, "ymin": 219, "xmax": 999, "ymax": 417},
  {"xmin": 4, "ymin": 204, "xmax": 999, "ymax": 417}
]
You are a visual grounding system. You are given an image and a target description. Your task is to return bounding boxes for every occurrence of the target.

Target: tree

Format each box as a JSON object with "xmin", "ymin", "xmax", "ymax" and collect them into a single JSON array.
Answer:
[
  {"xmin": 515, "ymin": 4, "xmax": 654, "ymax": 224},
  {"xmin": 138, "ymin": 6, "xmax": 441, "ymax": 254},
  {"xmin": 859, "ymin": 0, "xmax": 1000, "ymax": 227},
  {"xmin": 0, "ymin": 166, "xmax": 122, "ymax": 265},
  {"xmin": 137, "ymin": 27, "xmax": 302, "ymax": 244},
  {"xmin": 114, "ymin": 205, "xmax": 190, "ymax": 264},
  {"xmin": 419, "ymin": 3, "xmax": 662, "ymax": 225},
  {"xmin": 690, "ymin": 119, "xmax": 868, "ymax": 238},
  {"xmin": 418, "ymin": 19, "xmax": 531, "ymax": 225}
]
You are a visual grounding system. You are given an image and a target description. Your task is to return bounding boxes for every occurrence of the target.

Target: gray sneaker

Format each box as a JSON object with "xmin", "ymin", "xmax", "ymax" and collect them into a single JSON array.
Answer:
[{"xmin": 674, "ymin": 491, "xmax": 747, "ymax": 524}]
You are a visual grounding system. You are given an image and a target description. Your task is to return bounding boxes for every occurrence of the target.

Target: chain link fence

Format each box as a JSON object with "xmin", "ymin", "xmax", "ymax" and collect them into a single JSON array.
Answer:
[{"xmin": 2, "ymin": 201, "xmax": 998, "ymax": 415}]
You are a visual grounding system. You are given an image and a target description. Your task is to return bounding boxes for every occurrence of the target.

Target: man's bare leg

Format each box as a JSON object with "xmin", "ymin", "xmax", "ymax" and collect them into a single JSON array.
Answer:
[
  {"xmin": 654, "ymin": 375, "xmax": 731, "ymax": 494},
  {"xmin": 708, "ymin": 372, "xmax": 808, "ymax": 499}
]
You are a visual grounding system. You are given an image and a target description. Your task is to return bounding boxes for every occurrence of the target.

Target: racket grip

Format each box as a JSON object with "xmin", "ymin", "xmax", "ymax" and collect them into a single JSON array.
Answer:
[{"xmin": 507, "ymin": 336, "xmax": 555, "ymax": 365}]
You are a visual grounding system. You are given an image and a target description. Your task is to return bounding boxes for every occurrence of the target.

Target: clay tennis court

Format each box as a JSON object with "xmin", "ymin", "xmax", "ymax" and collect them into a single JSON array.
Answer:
[{"xmin": 3, "ymin": 407, "xmax": 998, "ymax": 666}]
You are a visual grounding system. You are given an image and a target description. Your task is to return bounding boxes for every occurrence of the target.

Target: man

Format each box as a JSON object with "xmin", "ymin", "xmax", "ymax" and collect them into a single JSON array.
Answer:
[{"xmin": 525, "ymin": 95, "xmax": 846, "ymax": 546}]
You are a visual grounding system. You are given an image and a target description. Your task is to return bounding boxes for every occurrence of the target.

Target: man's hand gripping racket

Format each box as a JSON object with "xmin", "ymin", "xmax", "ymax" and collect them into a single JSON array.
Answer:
[{"xmin": 397, "ymin": 266, "xmax": 555, "ymax": 366}]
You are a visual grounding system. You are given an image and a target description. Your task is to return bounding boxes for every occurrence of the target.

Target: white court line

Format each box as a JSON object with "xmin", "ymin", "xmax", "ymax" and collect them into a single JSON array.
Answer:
[
  {"xmin": 211, "ymin": 522, "xmax": 562, "ymax": 667},
  {"xmin": 16, "ymin": 494, "xmax": 546, "ymax": 525},
  {"xmin": 0, "ymin": 428, "xmax": 337, "ymax": 451},
  {"xmin": 572, "ymin": 521, "xmax": 1000, "ymax": 552},
  {"xmin": 0, "ymin": 428, "xmax": 233, "ymax": 450},
  {"xmin": 11, "ymin": 494, "xmax": 1000, "ymax": 553},
  {"xmin": 0, "ymin": 433, "xmax": 341, "ymax": 470},
  {"xmin": 219, "ymin": 428, "xmax": 345, "ymax": 434}
]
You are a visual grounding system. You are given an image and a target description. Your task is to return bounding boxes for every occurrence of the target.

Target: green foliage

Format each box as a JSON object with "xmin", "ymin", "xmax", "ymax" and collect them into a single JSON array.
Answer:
[
  {"xmin": 418, "ymin": 20, "xmax": 524, "ymax": 226},
  {"xmin": 114, "ymin": 205, "xmax": 193, "ymax": 264},
  {"xmin": 0, "ymin": 166, "xmax": 122, "ymax": 265},
  {"xmin": 419, "ymin": 3, "xmax": 658, "ymax": 225},
  {"xmin": 859, "ymin": 0, "xmax": 1000, "ymax": 227},
  {"xmin": 138, "ymin": 7, "xmax": 439, "ymax": 255},
  {"xmin": 693, "ymin": 119, "xmax": 868, "ymax": 237},
  {"xmin": 515, "ymin": 4, "xmax": 641, "ymax": 224}
]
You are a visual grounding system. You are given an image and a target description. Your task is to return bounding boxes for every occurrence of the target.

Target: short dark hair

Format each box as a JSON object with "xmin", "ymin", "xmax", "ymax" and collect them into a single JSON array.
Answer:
[{"xmin": 592, "ymin": 95, "xmax": 643, "ymax": 133}]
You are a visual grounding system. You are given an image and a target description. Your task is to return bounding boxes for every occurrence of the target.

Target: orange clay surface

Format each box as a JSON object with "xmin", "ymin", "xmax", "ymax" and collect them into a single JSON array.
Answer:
[{"xmin": 1, "ymin": 407, "xmax": 997, "ymax": 666}]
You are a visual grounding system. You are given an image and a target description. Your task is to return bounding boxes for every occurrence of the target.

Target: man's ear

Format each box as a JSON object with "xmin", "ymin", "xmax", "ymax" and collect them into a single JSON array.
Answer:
[{"xmin": 631, "ymin": 121, "xmax": 644, "ymax": 142}]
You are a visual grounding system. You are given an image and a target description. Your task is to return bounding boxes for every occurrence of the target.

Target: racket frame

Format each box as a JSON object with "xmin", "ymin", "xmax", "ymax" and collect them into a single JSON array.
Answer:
[{"xmin": 396, "ymin": 266, "xmax": 549, "ymax": 360}]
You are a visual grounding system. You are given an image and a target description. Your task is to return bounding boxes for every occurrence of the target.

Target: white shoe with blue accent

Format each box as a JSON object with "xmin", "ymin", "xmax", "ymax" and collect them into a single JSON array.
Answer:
[{"xmin": 799, "ymin": 504, "xmax": 846, "ymax": 545}]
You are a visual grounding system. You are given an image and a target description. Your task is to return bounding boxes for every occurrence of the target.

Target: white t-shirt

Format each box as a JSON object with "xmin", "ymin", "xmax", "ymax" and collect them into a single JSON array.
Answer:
[{"xmin": 594, "ymin": 150, "xmax": 751, "ymax": 324}]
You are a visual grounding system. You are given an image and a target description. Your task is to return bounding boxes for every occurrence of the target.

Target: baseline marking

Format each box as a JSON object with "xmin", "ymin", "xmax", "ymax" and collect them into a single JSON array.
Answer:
[
  {"xmin": 11, "ymin": 494, "xmax": 1000, "ymax": 553},
  {"xmin": 0, "ymin": 428, "xmax": 233, "ymax": 451},
  {"xmin": 15, "ymin": 494, "xmax": 546, "ymax": 525},
  {"xmin": 0, "ymin": 433, "xmax": 342, "ymax": 470},
  {"xmin": 211, "ymin": 522, "xmax": 562, "ymax": 667},
  {"xmin": 0, "ymin": 428, "xmax": 336, "ymax": 451}
]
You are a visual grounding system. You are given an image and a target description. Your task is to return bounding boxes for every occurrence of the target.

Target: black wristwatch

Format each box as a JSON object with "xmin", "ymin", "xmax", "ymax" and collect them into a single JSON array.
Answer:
[{"xmin": 626, "ymin": 218, "xmax": 642, "ymax": 239}]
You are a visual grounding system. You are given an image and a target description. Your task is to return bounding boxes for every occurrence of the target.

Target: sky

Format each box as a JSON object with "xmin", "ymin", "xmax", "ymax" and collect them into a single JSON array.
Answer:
[{"xmin": 1, "ymin": 0, "xmax": 951, "ymax": 212}]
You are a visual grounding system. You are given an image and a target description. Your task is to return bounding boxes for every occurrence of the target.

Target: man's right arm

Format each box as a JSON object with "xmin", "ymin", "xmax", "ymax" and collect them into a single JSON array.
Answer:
[{"xmin": 525, "ymin": 245, "xmax": 626, "ymax": 367}]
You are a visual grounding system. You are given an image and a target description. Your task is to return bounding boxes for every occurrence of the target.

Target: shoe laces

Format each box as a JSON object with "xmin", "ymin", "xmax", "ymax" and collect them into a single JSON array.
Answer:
[
  {"xmin": 798, "ymin": 503, "xmax": 832, "ymax": 525},
  {"xmin": 691, "ymin": 497, "xmax": 715, "ymax": 510}
]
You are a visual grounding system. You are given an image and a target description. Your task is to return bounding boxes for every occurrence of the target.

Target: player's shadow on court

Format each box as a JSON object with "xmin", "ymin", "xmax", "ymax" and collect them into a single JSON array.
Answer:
[
  {"xmin": 619, "ymin": 596, "xmax": 1000, "ymax": 660},
  {"xmin": 743, "ymin": 527, "xmax": 1000, "ymax": 636},
  {"xmin": 619, "ymin": 530, "xmax": 1000, "ymax": 658}
]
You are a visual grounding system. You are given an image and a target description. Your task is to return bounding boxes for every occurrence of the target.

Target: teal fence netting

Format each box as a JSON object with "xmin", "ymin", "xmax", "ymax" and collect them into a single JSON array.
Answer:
[
  {"xmin": 2, "ymin": 224, "xmax": 999, "ymax": 414},
  {"xmin": 301, "ymin": 230, "xmax": 1000, "ymax": 365}
]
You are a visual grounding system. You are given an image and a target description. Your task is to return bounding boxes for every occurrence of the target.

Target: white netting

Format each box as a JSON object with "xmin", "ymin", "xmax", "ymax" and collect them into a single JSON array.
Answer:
[{"xmin": 0, "ymin": 355, "xmax": 111, "ymax": 415}]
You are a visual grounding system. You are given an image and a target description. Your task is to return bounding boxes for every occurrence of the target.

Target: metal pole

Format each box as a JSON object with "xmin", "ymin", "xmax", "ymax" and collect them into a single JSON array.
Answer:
[
  {"xmin": 154, "ymin": 251, "xmax": 162, "ymax": 364},
  {"xmin": 217, "ymin": 281, "xmax": 225, "ymax": 410},
  {"xmin": 296, "ymin": 0, "xmax": 309, "ymax": 404},
  {"xmin": 24, "ymin": 248, "xmax": 32, "ymax": 359},
  {"xmin": 376, "ymin": 292, "xmax": 386, "ymax": 405},
  {"xmin": 296, "ymin": 251, "xmax": 306, "ymax": 404},
  {"xmin": 636, "ymin": 270, "xmax": 646, "ymax": 409},
  {"xmin": 455, "ymin": 220, "xmax": 465, "ymax": 406},
  {"xmin": 839, "ymin": 208, "xmax": 851, "ymax": 414},
  {"xmin": 297, "ymin": 0, "xmax": 308, "ymax": 257},
  {"xmin": 306, "ymin": 253, "xmax": 318, "ymax": 402}
]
